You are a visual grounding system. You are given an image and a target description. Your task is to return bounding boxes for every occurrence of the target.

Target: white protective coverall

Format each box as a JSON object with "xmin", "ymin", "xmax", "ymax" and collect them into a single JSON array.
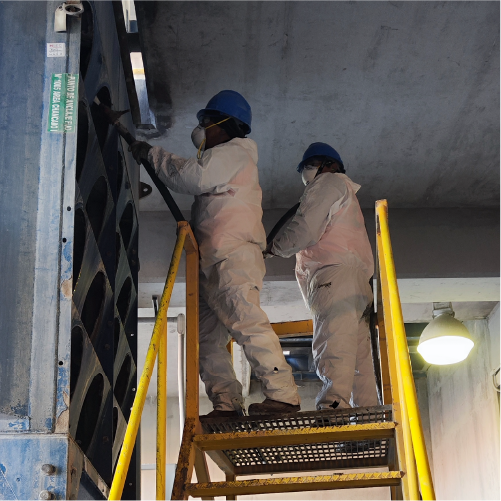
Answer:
[
  {"xmin": 271, "ymin": 172, "xmax": 378, "ymax": 409},
  {"xmin": 148, "ymin": 138, "xmax": 299, "ymax": 411}
]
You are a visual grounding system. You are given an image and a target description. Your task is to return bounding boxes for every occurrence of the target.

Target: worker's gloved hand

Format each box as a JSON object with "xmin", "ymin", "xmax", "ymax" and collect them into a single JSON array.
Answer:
[
  {"xmin": 129, "ymin": 141, "xmax": 152, "ymax": 165},
  {"xmin": 263, "ymin": 243, "xmax": 275, "ymax": 259}
]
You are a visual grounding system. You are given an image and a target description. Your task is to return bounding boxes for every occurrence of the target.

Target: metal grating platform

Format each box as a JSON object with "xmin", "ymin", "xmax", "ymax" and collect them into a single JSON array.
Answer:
[{"xmin": 201, "ymin": 405, "xmax": 393, "ymax": 475}]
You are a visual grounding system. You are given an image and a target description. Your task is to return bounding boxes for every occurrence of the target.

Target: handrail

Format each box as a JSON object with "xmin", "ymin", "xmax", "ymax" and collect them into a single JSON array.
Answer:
[
  {"xmin": 375, "ymin": 199, "xmax": 435, "ymax": 501},
  {"xmin": 110, "ymin": 200, "xmax": 435, "ymax": 500},
  {"xmin": 109, "ymin": 221, "xmax": 198, "ymax": 500}
]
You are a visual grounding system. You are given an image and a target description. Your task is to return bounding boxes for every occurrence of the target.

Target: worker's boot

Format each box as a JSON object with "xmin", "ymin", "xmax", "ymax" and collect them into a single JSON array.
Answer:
[
  {"xmin": 248, "ymin": 398, "xmax": 300, "ymax": 416},
  {"xmin": 200, "ymin": 409, "xmax": 239, "ymax": 420}
]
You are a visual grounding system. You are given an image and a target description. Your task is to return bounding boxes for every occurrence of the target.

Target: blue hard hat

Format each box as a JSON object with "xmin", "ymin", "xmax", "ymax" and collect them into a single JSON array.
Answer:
[
  {"xmin": 197, "ymin": 90, "xmax": 252, "ymax": 134},
  {"xmin": 296, "ymin": 142, "xmax": 344, "ymax": 172}
]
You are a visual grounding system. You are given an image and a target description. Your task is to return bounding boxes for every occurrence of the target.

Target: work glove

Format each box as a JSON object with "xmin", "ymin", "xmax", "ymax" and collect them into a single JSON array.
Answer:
[
  {"xmin": 263, "ymin": 242, "xmax": 275, "ymax": 259},
  {"xmin": 129, "ymin": 140, "xmax": 152, "ymax": 165}
]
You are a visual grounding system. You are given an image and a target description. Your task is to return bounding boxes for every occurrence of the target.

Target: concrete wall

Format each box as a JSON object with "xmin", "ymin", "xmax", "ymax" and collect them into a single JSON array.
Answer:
[
  {"xmin": 363, "ymin": 208, "xmax": 500, "ymax": 279},
  {"xmin": 427, "ymin": 313, "xmax": 500, "ymax": 500}
]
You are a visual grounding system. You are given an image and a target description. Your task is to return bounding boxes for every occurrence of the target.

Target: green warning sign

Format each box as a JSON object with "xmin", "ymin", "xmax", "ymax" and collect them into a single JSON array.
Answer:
[{"xmin": 48, "ymin": 73, "xmax": 78, "ymax": 133}]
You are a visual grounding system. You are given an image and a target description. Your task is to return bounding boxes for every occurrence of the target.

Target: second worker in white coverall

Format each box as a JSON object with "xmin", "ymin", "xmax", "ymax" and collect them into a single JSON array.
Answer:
[
  {"xmin": 266, "ymin": 142, "xmax": 379, "ymax": 410},
  {"xmin": 130, "ymin": 90, "xmax": 300, "ymax": 418}
]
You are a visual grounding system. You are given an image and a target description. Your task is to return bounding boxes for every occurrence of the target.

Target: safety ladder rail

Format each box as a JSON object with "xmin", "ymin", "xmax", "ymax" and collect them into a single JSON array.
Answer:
[
  {"xmin": 109, "ymin": 201, "xmax": 436, "ymax": 500},
  {"xmin": 169, "ymin": 201, "xmax": 425, "ymax": 501},
  {"xmin": 375, "ymin": 199, "xmax": 435, "ymax": 500},
  {"xmin": 109, "ymin": 221, "xmax": 198, "ymax": 500},
  {"xmin": 171, "ymin": 199, "xmax": 435, "ymax": 500}
]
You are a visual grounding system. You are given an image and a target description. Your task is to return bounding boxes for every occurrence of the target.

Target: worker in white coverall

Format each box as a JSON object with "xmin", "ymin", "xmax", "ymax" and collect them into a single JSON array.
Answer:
[
  {"xmin": 265, "ymin": 142, "xmax": 379, "ymax": 410},
  {"xmin": 130, "ymin": 90, "xmax": 300, "ymax": 418}
]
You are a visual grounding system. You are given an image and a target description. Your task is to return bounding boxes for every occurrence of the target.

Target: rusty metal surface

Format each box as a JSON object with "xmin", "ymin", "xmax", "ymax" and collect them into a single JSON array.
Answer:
[
  {"xmin": 186, "ymin": 471, "xmax": 404, "ymax": 497},
  {"xmin": 172, "ymin": 418, "xmax": 197, "ymax": 500},
  {"xmin": 194, "ymin": 450, "xmax": 214, "ymax": 501},
  {"xmin": 201, "ymin": 405, "xmax": 392, "ymax": 432},
  {"xmin": 195, "ymin": 422, "xmax": 395, "ymax": 450},
  {"xmin": 184, "ymin": 223, "xmax": 200, "ymax": 421},
  {"xmin": 199, "ymin": 406, "xmax": 393, "ymax": 475},
  {"xmin": 225, "ymin": 474, "xmax": 236, "ymax": 501}
]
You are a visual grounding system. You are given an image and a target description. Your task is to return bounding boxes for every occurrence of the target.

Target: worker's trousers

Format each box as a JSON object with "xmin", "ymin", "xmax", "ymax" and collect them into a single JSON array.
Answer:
[
  {"xmin": 307, "ymin": 264, "xmax": 379, "ymax": 410},
  {"xmin": 198, "ymin": 242, "xmax": 300, "ymax": 411}
]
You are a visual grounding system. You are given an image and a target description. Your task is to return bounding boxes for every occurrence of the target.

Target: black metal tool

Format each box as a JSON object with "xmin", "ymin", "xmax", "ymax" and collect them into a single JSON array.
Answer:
[
  {"xmin": 266, "ymin": 203, "xmax": 300, "ymax": 245},
  {"xmin": 95, "ymin": 97, "xmax": 186, "ymax": 223}
]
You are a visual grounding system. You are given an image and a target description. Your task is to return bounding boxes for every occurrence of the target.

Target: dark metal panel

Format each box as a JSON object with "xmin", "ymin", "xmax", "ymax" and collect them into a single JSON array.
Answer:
[
  {"xmin": 78, "ymin": 471, "xmax": 107, "ymax": 500},
  {"xmin": 69, "ymin": 3, "xmax": 140, "ymax": 496}
]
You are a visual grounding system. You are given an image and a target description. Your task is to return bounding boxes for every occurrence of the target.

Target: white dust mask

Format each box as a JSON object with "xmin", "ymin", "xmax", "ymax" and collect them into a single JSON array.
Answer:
[
  {"xmin": 301, "ymin": 166, "xmax": 319, "ymax": 186},
  {"xmin": 191, "ymin": 125, "xmax": 205, "ymax": 150},
  {"xmin": 191, "ymin": 117, "xmax": 232, "ymax": 159}
]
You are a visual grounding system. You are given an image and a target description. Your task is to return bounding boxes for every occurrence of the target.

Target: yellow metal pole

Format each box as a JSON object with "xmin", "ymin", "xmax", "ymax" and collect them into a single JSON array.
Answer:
[
  {"xmin": 183, "ymin": 224, "xmax": 199, "ymax": 421},
  {"xmin": 225, "ymin": 474, "xmax": 236, "ymax": 501},
  {"xmin": 156, "ymin": 316, "xmax": 167, "ymax": 499},
  {"xmin": 376, "ymin": 200, "xmax": 436, "ymax": 501},
  {"xmin": 395, "ymin": 352, "xmax": 419, "ymax": 500},
  {"xmin": 377, "ymin": 228, "xmax": 418, "ymax": 499},
  {"xmin": 109, "ymin": 225, "xmax": 188, "ymax": 500},
  {"xmin": 171, "ymin": 223, "xmax": 199, "ymax": 500},
  {"xmin": 376, "ymin": 251, "xmax": 411, "ymax": 500},
  {"xmin": 374, "ymin": 269, "xmax": 392, "ymax": 405}
]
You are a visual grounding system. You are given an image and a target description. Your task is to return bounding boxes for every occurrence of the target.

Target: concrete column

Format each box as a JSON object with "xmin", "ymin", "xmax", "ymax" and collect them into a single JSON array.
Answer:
[{"xmin": 427, "ymin": 313, "xmax": 500, "ymax": 499}]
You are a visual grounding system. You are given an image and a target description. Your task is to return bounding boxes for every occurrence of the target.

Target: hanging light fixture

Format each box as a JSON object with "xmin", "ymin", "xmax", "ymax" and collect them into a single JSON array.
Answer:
[{"xmin": 417, "ymin": 302, "xmax": 474, "ymax": 365}]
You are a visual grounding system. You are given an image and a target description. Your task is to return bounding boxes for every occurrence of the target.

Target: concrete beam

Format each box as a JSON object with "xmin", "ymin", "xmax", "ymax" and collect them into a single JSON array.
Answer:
[{"xmin": 138, "ymin": 207, "xmax": 499, "ymax": 283}]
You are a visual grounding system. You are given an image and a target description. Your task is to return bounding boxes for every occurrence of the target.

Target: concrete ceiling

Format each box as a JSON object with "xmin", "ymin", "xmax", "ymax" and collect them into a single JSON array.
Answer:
[{"xmin": 135, "ymin": 1, "xmax": 500, "ymax": 212}]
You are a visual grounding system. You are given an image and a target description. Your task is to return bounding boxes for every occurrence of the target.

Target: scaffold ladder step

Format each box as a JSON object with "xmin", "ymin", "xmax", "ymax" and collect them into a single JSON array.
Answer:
[
  {"xmin": 194, "ymin": 421, "xmax": 396, "ymax": 450},
  {"xmin": 186, "ymin": 471, "xmax": 404, "ymax": 497}
]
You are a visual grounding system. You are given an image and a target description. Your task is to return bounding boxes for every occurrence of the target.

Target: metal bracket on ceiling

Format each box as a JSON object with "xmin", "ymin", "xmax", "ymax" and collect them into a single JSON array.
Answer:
[
  {"xmin": 432, "ymin": 301, "xmax": 455, "ymax": 318},
  {"xmin": 54, "ymin": 1, "xmax": 84, "ymax": 33}
]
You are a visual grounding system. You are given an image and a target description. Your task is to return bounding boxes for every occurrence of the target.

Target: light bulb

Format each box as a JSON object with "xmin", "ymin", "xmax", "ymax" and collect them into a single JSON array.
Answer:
[{"xmin": 417, "ymin": 335, "xmax": 474, "ymax": 365}]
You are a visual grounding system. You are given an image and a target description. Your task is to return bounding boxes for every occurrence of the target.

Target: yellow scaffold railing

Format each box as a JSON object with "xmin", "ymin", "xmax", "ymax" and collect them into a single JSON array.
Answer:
[
  {"xmin": 375, "ymin": 199, "xmax": 436, "ymax": 500},
  {"xmin": 109, "ymin": 221, "xmax": 199, "ymax": 500},
  {"xmin": 109, "ymin": 201, "xmax": 435, "ymax": 501}
]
